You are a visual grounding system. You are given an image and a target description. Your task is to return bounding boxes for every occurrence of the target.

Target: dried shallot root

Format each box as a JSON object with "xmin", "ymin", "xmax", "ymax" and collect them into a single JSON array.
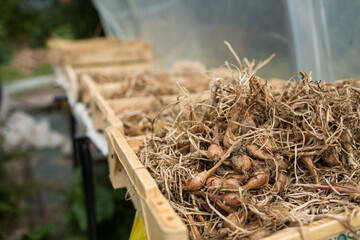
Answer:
[{"xmin": 137, "ymin": 56, "xmax": 360, "ymax": 239}]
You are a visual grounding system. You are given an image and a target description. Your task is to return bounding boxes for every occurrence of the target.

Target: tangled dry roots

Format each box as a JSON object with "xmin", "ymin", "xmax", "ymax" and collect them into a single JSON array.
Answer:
[{"xmin": 138, "ymin": 57, "xmax": 360, "ymax": 239}]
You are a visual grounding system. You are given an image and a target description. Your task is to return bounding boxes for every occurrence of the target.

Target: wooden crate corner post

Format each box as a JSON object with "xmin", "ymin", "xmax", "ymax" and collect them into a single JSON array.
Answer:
[
  {"xmin": 106, "ymin": 126, "xmax": 127, "ymax": 189},
  {"xmin": 63, "ymin": 65, "xmax": 80, "ymax": 101}
]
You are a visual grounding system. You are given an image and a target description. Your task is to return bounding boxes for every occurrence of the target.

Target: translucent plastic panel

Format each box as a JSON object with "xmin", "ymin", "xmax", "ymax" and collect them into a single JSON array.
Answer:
[
  {"xmin": 92, "ymin": 0, "xmax": 292, "ymax": 79},
  {"xmin": 287, "ymin": 0, "xmax": 360, "ymax": 81}
]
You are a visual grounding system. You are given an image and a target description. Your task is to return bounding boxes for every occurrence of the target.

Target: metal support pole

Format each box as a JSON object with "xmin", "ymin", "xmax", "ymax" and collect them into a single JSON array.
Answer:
[
  {"xmin": 70, "ymin": 113, "xmax": 78, "ymax": 168},
  {"xmin": 76, "ymin": 135, "xmax": 97, "ymax": 240}
]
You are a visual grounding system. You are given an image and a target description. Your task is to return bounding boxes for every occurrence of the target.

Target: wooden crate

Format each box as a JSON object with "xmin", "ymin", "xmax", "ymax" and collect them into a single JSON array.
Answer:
[
  {"xmin": 80, "ymin": 70, "xmax": 210, "ymax": 133},
  {"xmin": 47, "ymin": 37, "xmax": 153, "ymax": 67},
  {"xmin": 48, "ymin": 37, "xmax": 154, "ymax": 101},
  {"xmin": 47, "ymin": 37, "xmax": 119, "ymax": 65},
  {"xmin": 82, "ymin": 72, "xmax": 187, "ymax": 134},
  {"xmin": 81, "ymin": 73, "xmax": 124, "ymax": 133},
  {"xmin": 62, "ymin": 62, "xmax": 153, "ymax": 102},
  {"xmin": 106, "ymin": 125, "xmax": 360, "ymax": 240},
  {"xmin": 106, "ymin": 126, "xmax": 188, "ymax": 240}
]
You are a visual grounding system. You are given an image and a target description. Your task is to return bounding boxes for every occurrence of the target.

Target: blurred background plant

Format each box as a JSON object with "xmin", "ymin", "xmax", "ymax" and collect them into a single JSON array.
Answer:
[
  {"xmin": 0, "ymin": 0, "xmax": 101, "ymax": 82},
  {"xmin": 0, "ymin": 0, "xmax": 136, "ymax": 239},
  {"xmin": 0, "ymin": 125, "xmax": 135, "ymax": 239}
]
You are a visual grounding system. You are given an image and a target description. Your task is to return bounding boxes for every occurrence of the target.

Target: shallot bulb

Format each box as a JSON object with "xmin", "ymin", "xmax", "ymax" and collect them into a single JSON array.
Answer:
[
  {"xmin": 322, "ymin": 148, "xmax": 340, "ymax": 167},
  {"xmin": 223, "ymin": 108, "xmax": 240, "ymax": 149},
  {"xmin": 246, "ymin": 145, "xmax": 274, "ymax": 161},
  {"xmin": 207, "ymin": 124, "xmax": 224, "ymax": 161},
  {"xmin": 231, "ymin": 154, "xmax": 252, "ymax": 173},
  {"xmin": 299, "ymin": 156, "xmax": 319, "ymax": 183},
  {"xmin": 223, "ymin": 213, "xmax": 243, "ymax": 231},
  {"xmin": 220, "ymin": 192, "xmax": 242, "ymax": 206},
  {"xmin": 242, "ymin": 172, "xmax": 269, "ymax": 190},
  {"xmin": 205, "ymin": 176, "xmax": 222, "ymax": 189}
]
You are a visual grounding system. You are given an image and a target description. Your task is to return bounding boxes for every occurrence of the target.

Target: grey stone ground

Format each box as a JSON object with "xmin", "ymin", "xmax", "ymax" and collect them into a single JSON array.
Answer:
[{"xmin": 2, "ymin": 81, "xmax": 74, "ymax": 239}]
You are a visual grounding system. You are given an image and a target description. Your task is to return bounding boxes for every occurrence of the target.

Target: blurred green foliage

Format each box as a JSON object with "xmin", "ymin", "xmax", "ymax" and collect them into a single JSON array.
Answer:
[
  {"xmin": 0, "ymin": 63, "xmax": 53, "ymax": 83},
  {"xmin": 21, "ymin": 224, "xmax": 52, "ymax": 240},
  {"xmin": 63, "ymin": 167, "xmax": 135, "ymax": 240},
  {"xmin": 0, "ymin": 129, "xmax": 19, "ymax": 238},
  {"xmin": 0, "ymin": 0, "xmax": 101, "ymax": 63}
]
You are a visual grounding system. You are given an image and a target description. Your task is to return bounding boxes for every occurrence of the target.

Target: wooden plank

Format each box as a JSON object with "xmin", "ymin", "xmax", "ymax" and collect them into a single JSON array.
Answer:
[
  {"xmin": 106, "ymin": 126, "xmax": 188, "ymax": 240},
  {"xmin": 68, "ymin": 42, "xmax": 153, "ymax": 66},
  {"xmin": 47, "ymin": 37, "xmax": 154, "ymax": 70},
  {"xmin": 143, "ymin": 195, "xmax": 188, "ymax": 240},
  {"xmin": 47, "ymin": 37, "xmax": 121, "ymax": 65},
  {"xmin": 63, "ymin": 65, "xmax": 80, "ymax": 101},
  {"xmin": 107, "ymin": 126, "xmax": 160, "ymax": 200},
  {"xmin": 82, "ymin": 73, "xmax": 124, "ymax": 132},
  {"xmin": 125, "ymin": 136, "xmax": 146, "ymax": 152},
  {"xmin": 79, "ymin": 74, "xmax": 95, "ymax": 105},
  {"xmin": 73, "ymin": 62, "xmax": 153, "ymax": 75},
  {"xmin": 106, "ymin": 133, "xmax": 126, "ymax": 189},
  {"xmin": 263, "ymin": 210, "xmax": 360, "ymax": 240}
]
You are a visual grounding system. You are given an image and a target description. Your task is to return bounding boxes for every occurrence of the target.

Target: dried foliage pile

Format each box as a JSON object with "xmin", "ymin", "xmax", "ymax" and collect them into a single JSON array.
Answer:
[{"xmin": 138, "ymin": 56, "xmax": 360, "ymax": 239}]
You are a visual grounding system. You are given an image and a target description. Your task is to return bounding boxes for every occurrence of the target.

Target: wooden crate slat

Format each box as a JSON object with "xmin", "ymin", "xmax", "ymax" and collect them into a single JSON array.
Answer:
[
  {"xmin": 48, "ymin": 37, "xmax": 153, "ymax": 66},
  {"xmin": 263, "ymin": 210, "xmax": 360, "ymax": 240},
  {"xmin": 68, "ymin": 42, "xmax": 153, "ymax": 66},
  {"xmin": 106, "ymin": 126, "xmax": 188, "ymax": 240},
  {"xmin": 73, "ymin": 62, "xmax": 153, "ymax": 75},
  {"xmin": 63, "ymin": 65, "xmax": 80, "ymax": 101},
  {"xmin": 107, "ymin": 126, "xmax": 159, "ymax": 200}
]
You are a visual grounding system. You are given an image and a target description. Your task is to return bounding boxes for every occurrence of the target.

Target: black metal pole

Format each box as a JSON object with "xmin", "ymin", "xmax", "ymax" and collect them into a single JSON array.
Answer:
[
  {"xmin": 70, "ymin": 113, "xmax": 78, "ymax": 169},
  {"xmin": 76, "ymin": 135, "xmax": 97, "ymax": 240}
]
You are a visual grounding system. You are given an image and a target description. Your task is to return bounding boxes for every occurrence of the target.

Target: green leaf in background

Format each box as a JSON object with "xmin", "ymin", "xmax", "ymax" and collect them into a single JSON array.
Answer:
[
  {"xmin": 67, "ymin": 167, "xmax": 116, "ymax": 232},
  {"xmin": 65, "ymin": 236, "xmax": 86, "ymax": 240},
  {"xmin": 21, "ymin": 224, "xmax": 51, "ymax": 240},
  {"xmin": 71, "ymin": 197, "xmax": 87, "ymax": 231},
  {"xmin": 95, "ymin": 184, "xmax": 115, "ymax": 224}
]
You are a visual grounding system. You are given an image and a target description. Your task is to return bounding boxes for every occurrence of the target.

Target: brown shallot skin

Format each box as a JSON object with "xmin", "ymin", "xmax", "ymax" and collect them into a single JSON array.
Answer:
[
  {"xmin": 187, "ymin": 145, "xmax": 232, "ymax": 191},
  {"xmin": 186, "ymin": 171, "xmax": 208, "ymax": 191},
  {"xmin": 231, "ymin": 154, "xmax": 252, "ymax": 173},
  {"xmin": 226, "ymin": 173, "xmax": 248, "ymax": 185},
  {"xmin": 260, "ymin": 136, "xmax": 274, "ymax": 153},
  {"xmin": 322, "ymin": 148, "xmax": 340, "ymax": 167},
  {"xmin": 215, "ymin": 165, "xmax": 227, "ymax": 176},
  {"xmin": 215, "ymin": 199, "xmax": 234, "ymax": 213},
  {"xmin": 274, "ymin": 172, "xmax": 287, "ymax": 193},
  {"xmin": 246, "ymin": 145, "xmax": 275, "ymax": 161},
  {"xmin": 220, "ymin": 192, "xmax": 242, "ymax": 206},
  {"xmin": 241, "ymin": 113, "xmax": 256, "ymax": 134},
  {"xmin": 207, "ymin": 125, "xmax": 224, "ymax": 161},
  {"xmin": 340, "ymin": 131, "xmax": 358, "ymax": 168},
  {"xmin": 221, "ymin": 177, "xmax": 240, "ymax": 190},
  {"xmin": 299, "ymin": 156, "xmax": 319, "ymax": 183},
  {"xmin": 205, "ymin": 176, "xmax": 222, "ymax": 189},
  {"xmin": 223, "ymin": 213, "xmax": 243, "ymax": 231},
  {"xmin": 207, "ymin": 144, "xmax": 224, "ymax": 162},
  {"xmin": 223, "ymin": 128, "xmax": 235, "ymax": 149},
  {"xmin": 242, "ymin": 172, "xmax": 269, "ymax": 190},
  {"xmin": 219, "ymin": 228, "xmax": 231, "ymax": 238},
  {"xmin": 223, "ymin": 108, "xmax": 240, "ymax": 149},
  {"xmin": 188, "ymin": 215, "xmax": 201, "ymax": 240}
]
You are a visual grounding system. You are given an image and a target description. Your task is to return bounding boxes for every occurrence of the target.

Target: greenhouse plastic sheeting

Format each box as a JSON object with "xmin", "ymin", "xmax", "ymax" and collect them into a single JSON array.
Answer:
[
  {"xmin": 287, "ymin": 0, "xmax": 360, "ymax": 81},
  {"xmin": 92, "ymin": 0, "xmax": 292, "ymax": 80},
  {"xmin": 93, "ymin": 0, "xmax": 360, "ymax": 82}
]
